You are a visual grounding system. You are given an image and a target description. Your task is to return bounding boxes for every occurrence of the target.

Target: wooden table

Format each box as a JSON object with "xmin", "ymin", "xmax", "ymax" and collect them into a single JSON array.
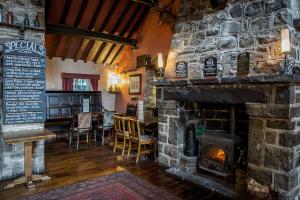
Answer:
[{"xmin": 2, "ymin": 128, "xmax": 56, "ymax": 190}]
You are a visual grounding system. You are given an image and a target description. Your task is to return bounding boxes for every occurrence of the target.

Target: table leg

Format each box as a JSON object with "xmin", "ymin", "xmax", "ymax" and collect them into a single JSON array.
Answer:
[{"xmin": 24, "ymin": 142, "xmax": 35, "ymax": 190}]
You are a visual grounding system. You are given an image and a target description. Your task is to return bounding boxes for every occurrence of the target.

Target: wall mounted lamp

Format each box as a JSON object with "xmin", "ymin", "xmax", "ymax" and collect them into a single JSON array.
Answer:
[
  {"xmin": 156, "ymin": 52, "xmax": 165, "ymax": 80},
  {"xmin": 280, "ymin": 28, "xmax": 295, "ymax": 74}
]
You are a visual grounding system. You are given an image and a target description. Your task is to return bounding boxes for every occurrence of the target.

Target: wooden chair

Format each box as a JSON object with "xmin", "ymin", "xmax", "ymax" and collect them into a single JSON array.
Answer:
[
  {"xmin": 71, "ymin": 112, "xmax": 92, "ymax": 150},
  {"xmin": 94, "ymin": 111, "xmax": 115, "ymax": 146},
  {"xmin": 113, "ymin": 116, "xmax": 129, "ymax": 156},
  {"xmin": 127, "ymin": 118, "xmax": 157, "ymax": 163}
]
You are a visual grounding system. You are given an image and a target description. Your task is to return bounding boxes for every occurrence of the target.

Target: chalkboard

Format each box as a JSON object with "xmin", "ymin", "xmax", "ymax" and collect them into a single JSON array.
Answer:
[
  {"xmin": 3, "ymin": 40, "xmax": 46, "ymax": 125},
  {"xmin": 175, "ymin": 62, "xmax": 188, "ymax": 78},
  {"xmin": 237, "ymin": 52, "xmax": 250, "ymax": 76},
  {"xmin": 204, "ymin": 57, "xmax": 217, "ymax": 77}
]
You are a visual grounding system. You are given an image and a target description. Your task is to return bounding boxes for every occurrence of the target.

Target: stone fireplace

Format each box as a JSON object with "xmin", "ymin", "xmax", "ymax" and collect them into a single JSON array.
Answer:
[
  {"xmin": 155, "ymin": 0, "xmax": 300, "ymax": 199},
  {"xmin": 155, "ymin": 76, "xmax": 300, "ymax": 199}
]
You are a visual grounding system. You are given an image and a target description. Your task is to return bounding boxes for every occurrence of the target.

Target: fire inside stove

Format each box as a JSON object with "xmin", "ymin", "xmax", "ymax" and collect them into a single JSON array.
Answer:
[{"xmin": 207, "ymin": 147, "xmax": 225, "ymax": 163}]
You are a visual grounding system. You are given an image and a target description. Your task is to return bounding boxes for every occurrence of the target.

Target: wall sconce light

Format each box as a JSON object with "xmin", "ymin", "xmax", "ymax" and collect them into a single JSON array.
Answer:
[
  {"xmin": 107, "ymin": 71, "xmax": 122, "ymax": 93},
  {"xmin": 280, "ymin": 28, "xmax": 295, "ymax": 74},
  {"xmin": 156, "ymin": 52, "xmax": 165, "ymax": 80}
]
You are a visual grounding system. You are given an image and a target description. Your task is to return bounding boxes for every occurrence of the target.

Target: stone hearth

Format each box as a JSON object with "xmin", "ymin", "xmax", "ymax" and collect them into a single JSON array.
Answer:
[{"xmin": 155, "ymin": 75, "xmax": 300, "ymax": 200}]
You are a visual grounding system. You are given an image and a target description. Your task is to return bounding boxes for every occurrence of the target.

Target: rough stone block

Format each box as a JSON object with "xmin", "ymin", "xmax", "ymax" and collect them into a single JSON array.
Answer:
[
  {"xmin": 266, "ymin": 119, "xmax": 295, "ymax": 130},
  {"xmin": 220, "ymin": 21, "xmax": 242, "ymax": 36},
  {"xmin": 274, "ymin": 171, "xmax": 298, "ymax": 191},
  {"xmin": 264, "ymin": 146, "xmax": 293, "ymax": 172},
  {"xmin": 245, "ymin": 2, "xmax": 263, "ymax": 17},
  {"xmin": 218, "ymin": 36, "xmax": 237, "ymax": 50},
  {"xmin": 275, "ymin": 86, "xmax": 293, "ymax": 104},
  {"xmin": 278, "ymin": 133, "xmax": 300, "ymax": 147},
  {"xmin": 158, "ymin": 142, "xmax": 165, "ymax": 154},
  {"xmin": 158, "ymin": 133, "xmax": 167, "ymax": 143},
  {"xmin": 158, "ymin": 114, "xmax": 168, "ymax": 123},
  {"xmin": 246, "ymin": 103, "xmax": 290, "ymax": 118},
  {"xmin": 158, "ymin": 154, "xmax": 170, "ymax": 167},
  {"xmin": 164, "ymin": 145, "xmax": 178, "ymax": 159},
  {"xmin": 239, "ymin": 34, "xmax": 255, "ymax": 48},
  {"xmin": 229, "ymin": 3, "xmax": 243, "ymax": 18},
  {"xmin": 265, "ymin": 131, "xmax": 277, "ymax": 145},
  {"xmin": 157, "ymin": 101, "xmax": 177, "ymax": 110}
]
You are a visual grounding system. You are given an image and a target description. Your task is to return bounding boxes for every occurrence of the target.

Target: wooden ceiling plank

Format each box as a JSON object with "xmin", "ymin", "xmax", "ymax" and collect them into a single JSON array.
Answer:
[
  {"xmin": 105, "ymin": 44, "xmax": 120, "ymax": 64},
  {"xmin": 86, "ymin": 41, "xmax": 103, "ymax": 62},
  {"xmin": 62, "ymin": 0, "xmax": 88, "ymax": 60},
  {"xmin": 103, "ymin": 4, "xmax": 140, "ymax": 64},
  {"xmin": 110, "ymin": 6, "xmax": 149, "ymax": 65},
  {"xmin": 102, "ymin": 44, "xmax": 116, "ymax": 64},
  {"xmin": 52, "ymin": 0, "xmax": 72, "ymax": 58},
  {"xmin": 94, "ymin": 0, "xmax": 131, "ymax": 64},
  {"xmin": 75, "ymin": 0, "xmax": 105, "ymax": 62},
  {"xmin": 96, "ymin": 43, "xmax": 114, "ymax": 64},
  {"xmin": 49, "ymin": 0, "xmax": 70, "ymax": 58},
  {"xmin": 87, "ymin": 0, "xmax": 120, "ymax": 62}
]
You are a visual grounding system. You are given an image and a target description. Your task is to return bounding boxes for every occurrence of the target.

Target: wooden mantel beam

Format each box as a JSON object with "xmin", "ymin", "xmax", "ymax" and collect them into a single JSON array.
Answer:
[{"xmin": 46, "ymin": 24, "xmax": 137, "ymax": 48}]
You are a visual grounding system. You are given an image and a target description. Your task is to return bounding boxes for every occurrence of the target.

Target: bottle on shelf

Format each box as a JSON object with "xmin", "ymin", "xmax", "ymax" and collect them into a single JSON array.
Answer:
[
  {"xmin": 34, "ymin": 14, "xmax": 40, "ymax": 27},
  {"xmin": 24, "ymin": 14, "xmax": 29, "ymax": 26},
  {"xmin": 7, "ymin": 11, "xmax": 13, "ymax": 24}
]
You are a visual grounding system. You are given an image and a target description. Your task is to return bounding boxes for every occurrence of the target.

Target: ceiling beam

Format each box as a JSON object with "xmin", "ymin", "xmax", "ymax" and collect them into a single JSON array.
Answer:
[{"xmin": 46, "ymin": 24, "xmax": 138, "ymax": 47}]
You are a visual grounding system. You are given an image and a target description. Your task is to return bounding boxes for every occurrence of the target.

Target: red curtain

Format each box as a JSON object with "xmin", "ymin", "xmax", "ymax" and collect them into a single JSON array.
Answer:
[
  {"xmin": 89, "ymin": 79, "xmax": 98, "ymax": 91},
  {"xmin": 61, "ymin": 73, "xmax": 100, "ymax": 91},
  {"xmin": 62, "ymin": 78, "xmax": 73, "ymax": 91}
]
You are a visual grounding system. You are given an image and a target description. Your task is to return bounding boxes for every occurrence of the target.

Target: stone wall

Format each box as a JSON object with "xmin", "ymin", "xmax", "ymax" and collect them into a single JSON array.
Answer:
[
  {"xmin": 246, "ymin": 86, "xmax": 300, "ymax": 200},
  {"xmin": 165, "ymin": 0, "xmax": 300, "ymax": 79},
  {"xmin": 0, "ymin": 0, "xmax": 45, "ymax": 180}
]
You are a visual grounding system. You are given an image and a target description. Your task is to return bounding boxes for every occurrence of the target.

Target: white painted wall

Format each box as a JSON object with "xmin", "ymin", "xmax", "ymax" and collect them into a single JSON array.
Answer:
[{"xmin": 46, "ymin": 57, "xmax": 115, "ymax": 111}]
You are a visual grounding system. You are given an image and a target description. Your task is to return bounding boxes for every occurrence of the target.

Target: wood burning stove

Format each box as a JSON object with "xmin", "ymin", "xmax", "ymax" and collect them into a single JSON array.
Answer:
[
  {"xmin": 197, "ymin": 105, "xmax": 246, "ymax": 177},
  {"xmin": 198, "ymin": 131, "xmax": 241, "ymax": 177}
]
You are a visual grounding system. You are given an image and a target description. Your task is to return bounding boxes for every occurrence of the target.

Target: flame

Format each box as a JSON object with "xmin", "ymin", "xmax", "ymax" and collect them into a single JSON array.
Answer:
[{"xmin": 213, "ymin": 149, "xmax": 225, "ymax": 163}]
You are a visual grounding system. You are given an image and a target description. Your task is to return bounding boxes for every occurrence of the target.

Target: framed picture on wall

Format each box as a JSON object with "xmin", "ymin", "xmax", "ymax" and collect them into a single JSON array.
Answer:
[{"xmin": 129, "ymin": 74, "xmax": 141, "ymax": 94}]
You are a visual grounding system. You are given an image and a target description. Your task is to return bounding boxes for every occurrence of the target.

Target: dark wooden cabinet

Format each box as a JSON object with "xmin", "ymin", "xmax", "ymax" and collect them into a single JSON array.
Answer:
[{"xmin": 45, "ymin": 91, "xmax": 102, "ymax": 120}]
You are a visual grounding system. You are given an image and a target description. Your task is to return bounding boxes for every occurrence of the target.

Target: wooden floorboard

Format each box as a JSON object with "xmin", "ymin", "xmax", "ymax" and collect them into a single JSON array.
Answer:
[{"xmin": 0, "ymin": 140, "xmax": 231, "ymax": 200}]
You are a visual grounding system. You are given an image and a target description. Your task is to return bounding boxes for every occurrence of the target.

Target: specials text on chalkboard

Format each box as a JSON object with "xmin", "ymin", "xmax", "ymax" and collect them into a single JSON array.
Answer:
[
  {"xmin": 204, "ymin": 57, "xmax": 217, "ymax": 77},
  {"xmin": 175, "ymin": 62, "xmax": 188, "ymax": 78},
  {"xmin": 237, "ymin": 52, "xmax": 250, "ymax": 76},
  {"xmin": 3, "ymin": 40, "xmax": 46, "ymax": 125}
]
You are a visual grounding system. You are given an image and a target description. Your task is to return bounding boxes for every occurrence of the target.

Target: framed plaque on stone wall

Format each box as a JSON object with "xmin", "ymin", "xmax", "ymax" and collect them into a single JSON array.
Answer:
[
  {"xmin": 237, "ymin": 52, "xmax": 250, "ymax": 76},
  {"xmin": 204, "ymin": 57, "xmax": 217, "ymax": 77},
  {"xmin": 175, "ymin": 61, "xmax": 188, "ymax": 78}
]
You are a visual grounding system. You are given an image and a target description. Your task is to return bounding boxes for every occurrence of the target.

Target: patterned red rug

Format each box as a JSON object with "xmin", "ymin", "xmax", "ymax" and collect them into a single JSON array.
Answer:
[{"xmin": 19, "ymin": 171, "xmax": 179, "ymax": 200}]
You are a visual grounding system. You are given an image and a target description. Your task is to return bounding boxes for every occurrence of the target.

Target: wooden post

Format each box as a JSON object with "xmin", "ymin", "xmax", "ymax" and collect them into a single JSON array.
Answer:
[{"xmin": 24, "ymin": 141, "xmax": 35, "ymax": 190}]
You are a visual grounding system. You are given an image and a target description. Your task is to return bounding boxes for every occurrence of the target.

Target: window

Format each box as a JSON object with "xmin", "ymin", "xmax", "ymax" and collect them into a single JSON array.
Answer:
[{"xmin": 73, "ymin": 79, "xmax": 91, "ymax": 91}]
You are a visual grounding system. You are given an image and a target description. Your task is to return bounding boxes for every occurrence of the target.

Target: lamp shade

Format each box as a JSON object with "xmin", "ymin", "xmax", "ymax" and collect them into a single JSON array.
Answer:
[
  {"xmin": 157, "ymin": 53, "xmax": 164, "ymax": 68},
  {"xmin": 281, "ymin": 28, "xmax": 291, "ymax": 53}
]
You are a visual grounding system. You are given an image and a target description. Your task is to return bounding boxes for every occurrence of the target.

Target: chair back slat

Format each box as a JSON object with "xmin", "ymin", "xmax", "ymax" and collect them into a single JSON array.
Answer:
[
  {"xmin": 127, "ymin": 119, "xmax": 140, "ymax": 140},
  {"xmin": 78, "ymin": 112, "xmax": 92, "ymax": 129},
  {"xmin": 114, "ymin": 116, "xmax": 121, "ymax": 132}
]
